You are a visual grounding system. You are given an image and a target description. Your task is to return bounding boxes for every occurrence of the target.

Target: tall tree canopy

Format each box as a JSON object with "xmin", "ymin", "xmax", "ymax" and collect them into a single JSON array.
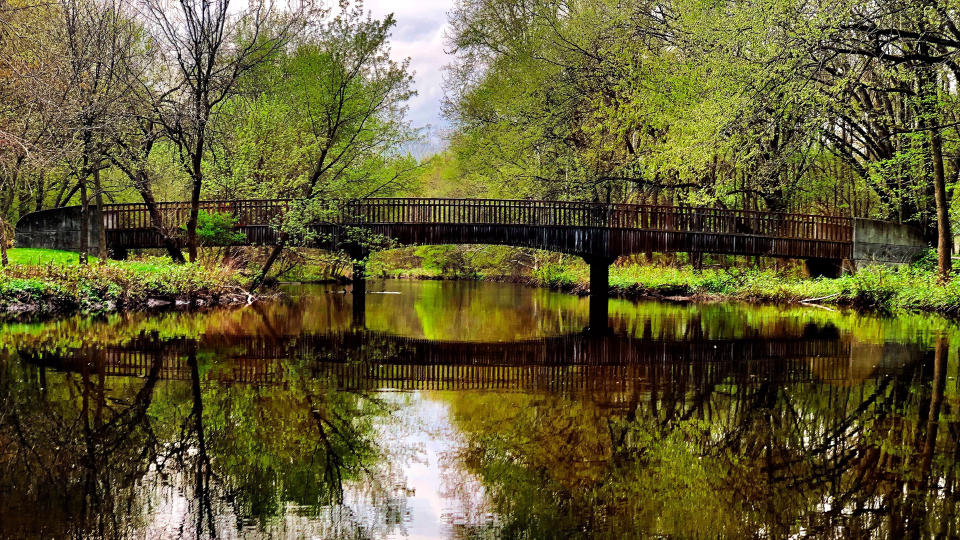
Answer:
[
  {"xmin": 0, "ymin": 0, "xmax": 417, "ymax": 267},
  {"xmin": 444, "ymin": 0, "xmax": 960, "ymax": 276}
]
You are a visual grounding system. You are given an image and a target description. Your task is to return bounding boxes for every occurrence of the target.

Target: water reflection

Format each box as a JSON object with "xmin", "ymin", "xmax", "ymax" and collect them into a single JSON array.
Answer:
[{"xmin": 0, "ymin": 280, "xmax": 957, "ymax": 538}]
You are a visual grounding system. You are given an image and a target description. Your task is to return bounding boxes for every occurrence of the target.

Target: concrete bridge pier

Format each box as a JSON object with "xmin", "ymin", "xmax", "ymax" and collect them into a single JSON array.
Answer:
[
  {"xmin": 586, "ymin": 256, "xmax": 614, "ymax": 332},
  {"xmin": 351, "ymin": 259, "xmax": 367, "ymax": 328}
]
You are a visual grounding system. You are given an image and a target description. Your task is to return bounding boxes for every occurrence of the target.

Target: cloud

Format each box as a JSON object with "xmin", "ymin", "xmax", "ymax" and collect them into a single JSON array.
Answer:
[{"xmin": 363, "ymin": 0, "xmax": 454, "ymax": 142}]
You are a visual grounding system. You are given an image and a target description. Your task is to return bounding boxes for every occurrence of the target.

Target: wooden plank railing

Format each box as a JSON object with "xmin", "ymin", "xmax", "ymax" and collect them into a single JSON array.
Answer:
[
  {"xmin": 102, "ymin": 199, "xmax": 291, "ymax": 231},
  {"xmin": 101, "ymin": 198, "xmax": 853, "ymax": 243}
]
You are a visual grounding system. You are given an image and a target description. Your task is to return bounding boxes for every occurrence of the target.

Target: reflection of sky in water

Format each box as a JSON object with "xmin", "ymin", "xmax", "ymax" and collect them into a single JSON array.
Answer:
[
  {"xmin": 121, "ymin": 392, "xmax": 494, "ymax": 539},
  {"xmin": 342, "ymin": 393, "xmax": 495, "ymax": 540}
]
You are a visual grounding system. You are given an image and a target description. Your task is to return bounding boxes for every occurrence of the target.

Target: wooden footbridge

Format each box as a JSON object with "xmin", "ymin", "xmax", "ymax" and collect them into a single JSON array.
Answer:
[{"xmin": 15, "ymin": 198, "xmax": 927, "ymax": 298}]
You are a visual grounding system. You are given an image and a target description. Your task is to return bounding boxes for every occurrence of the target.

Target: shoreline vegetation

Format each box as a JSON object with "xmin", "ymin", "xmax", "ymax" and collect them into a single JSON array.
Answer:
[
  {"xmin": 365, "ymin": 248, "xmax": 960, "ymax": 317},
  {"xmin": 0, "ymin": 249, "xmax": 256, "ymax": 320},
  {"xmin": 4, "ymin": 246, "xmax": 960, "ymax": 320},
  {"xmin": 374, "ymin": 265, "xmax": 931, "ymax": 313}
]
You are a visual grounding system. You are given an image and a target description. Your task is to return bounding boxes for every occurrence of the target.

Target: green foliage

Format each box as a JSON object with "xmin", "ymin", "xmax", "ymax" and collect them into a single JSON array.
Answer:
[
  {"xmin": 369, "ymin": 245, "xmax": 544, "ymax": 280},
  {"xmin": 532, "ymin": 262, "xmax": 577, "ymax": 289},
  {"xmin": 848, "ymin": 267, "xmax": 898, "ymax": 312},
  {"xmin": 205, "ymin": 6, "xmax": 417, "ymax": 210},
  {"xmin": 441, "ymin": 0, "xmax": 960, "ymax": 247},
  {"xmin": 413, "ymin": 245, "xmax": 480, "ymax": 278},
  {"xmin": 188, "ymin": 210, "xmax": 246, "ymax": 246},
  {"xmin": 912, "ymin": 248, "xmax": 938, "ymax": 273},
  {"xmin": 0, "ymin": 254, "xmax": 243, "ymax": 318}
]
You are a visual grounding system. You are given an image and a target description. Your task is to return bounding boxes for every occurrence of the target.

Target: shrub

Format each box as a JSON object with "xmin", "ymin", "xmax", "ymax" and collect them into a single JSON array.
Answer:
[
  {"xmin": 911, "ymin": 248, "xmax": 938, "ymax": 272},
  {"xmin": 849, "ymin": 266, "xmax": 897, "ymax": 311},
  {"xmin": 188, "ymin": 210, "xmax": 247, "ymax": 246},
  {"xmin": 533, "ymin": 262, "xmax": 576, "ymax": 288}
]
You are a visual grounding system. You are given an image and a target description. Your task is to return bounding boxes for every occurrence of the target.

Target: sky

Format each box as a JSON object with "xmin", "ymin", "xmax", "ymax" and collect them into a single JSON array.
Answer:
[{"xmin": 363, "ymin": 0, "xmax": 456, "ymax": 156}]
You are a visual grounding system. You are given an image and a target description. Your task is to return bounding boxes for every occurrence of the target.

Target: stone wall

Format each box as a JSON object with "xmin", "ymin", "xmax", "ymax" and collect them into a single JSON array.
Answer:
[
  {"xmin": 14, "ymin": 206, "xmax": 102, "ymax": 254},
  {"xmin": 852, "ymin": 218, "xmax": 928, "ymax": 265}
]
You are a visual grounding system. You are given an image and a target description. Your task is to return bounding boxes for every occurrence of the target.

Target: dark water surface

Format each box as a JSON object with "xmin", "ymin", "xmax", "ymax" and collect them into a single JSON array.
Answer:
[{"xmin": 1, "ymin": 279, "xmax": 958, "ymax": 538}]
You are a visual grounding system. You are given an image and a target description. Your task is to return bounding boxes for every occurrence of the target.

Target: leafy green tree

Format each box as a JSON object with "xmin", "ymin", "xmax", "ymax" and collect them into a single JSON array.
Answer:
[{"xmin": 245, "ymin": 4, "xmax": 419, "ymax": 288}]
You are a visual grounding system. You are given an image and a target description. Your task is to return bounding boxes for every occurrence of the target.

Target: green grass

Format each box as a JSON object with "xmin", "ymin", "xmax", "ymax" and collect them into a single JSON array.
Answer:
[
  {"xmin": 5, "ymin": 248, "xmax": 99, "ymax": 266},
  {"xmin": 0, "ymin": 248, "xmax": 244, "ymax": 318},
  {"xmin": 602, "ymin": 263, "xmax": 960, "ymax": 315}
]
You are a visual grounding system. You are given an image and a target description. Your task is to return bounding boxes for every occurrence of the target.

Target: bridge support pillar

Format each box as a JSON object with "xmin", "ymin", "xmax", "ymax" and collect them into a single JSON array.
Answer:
[
  {"xmin": 351, "ymin": 258, "xmax": 367, "ymax": 327},
  {"xmin": 585, "ymin": 256, "xmax": 614, "ymax": 332}
]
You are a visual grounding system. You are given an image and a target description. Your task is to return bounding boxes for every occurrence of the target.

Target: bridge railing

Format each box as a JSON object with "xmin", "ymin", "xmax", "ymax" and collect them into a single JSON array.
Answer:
[
  {"xmin": 101, "ymin": 197, "xmax": 853, "ymax": 243},
  {"xmin": 102, "ymin": 200, "xmax": 291, "ymax": 231},
  {"xmin": 341, "ymin": 198, "xmax": 853, "ymax": 242}
]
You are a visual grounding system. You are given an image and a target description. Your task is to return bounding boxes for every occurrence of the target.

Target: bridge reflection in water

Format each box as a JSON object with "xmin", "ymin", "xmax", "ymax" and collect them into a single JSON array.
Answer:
[{"xmin": 19, "ymin": 327, "xmax": 926, "ymax": 403}]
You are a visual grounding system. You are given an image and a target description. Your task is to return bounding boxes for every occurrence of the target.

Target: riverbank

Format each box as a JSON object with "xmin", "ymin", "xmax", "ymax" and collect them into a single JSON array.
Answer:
[
  {"xmin": 373, "ymin": 258, "xmax": 960, "ymax": 316},
  {"xmin": 0, "ymin": 248, "xmax": 254, "ymax": 319},
  {"xmin": 7, "ymin": 247, "xmax": 958, "ymax": 319}
]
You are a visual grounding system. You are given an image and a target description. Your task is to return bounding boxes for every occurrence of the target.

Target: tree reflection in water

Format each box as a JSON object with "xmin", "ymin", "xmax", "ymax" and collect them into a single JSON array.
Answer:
[
  {"xmin": 445, "ymin": 338, "xmax": 956, "ymax": 538},
  {"xmin": 0, "ymin": 280, "xmax": 957, "ymax": 538},
  {"xmin": 0, "ymin": 346, "xmax": 396, "ymax": 538}
]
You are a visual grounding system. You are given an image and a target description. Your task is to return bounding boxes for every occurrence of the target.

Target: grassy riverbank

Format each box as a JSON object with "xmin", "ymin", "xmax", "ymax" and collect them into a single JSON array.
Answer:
[
  {"xmin": 369, "ymin": 248, "xmax": 960, "ymax": 315},
  {"xmin": 6, "ymin": 246, "xmax": 957, "ymax": 319},
  {"xmin": 543, "ymin": 263, "xmax": 960, "ymax": 315},
  {"xmin": 0, "ymin": 248, "xmax": 249, "ymax": 318}
]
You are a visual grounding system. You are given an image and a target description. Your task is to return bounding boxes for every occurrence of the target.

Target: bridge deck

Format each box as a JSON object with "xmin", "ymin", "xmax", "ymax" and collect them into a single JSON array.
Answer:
[{"xmin": 92, "ymin": 198, "xmax": 853, "ymax": 260}]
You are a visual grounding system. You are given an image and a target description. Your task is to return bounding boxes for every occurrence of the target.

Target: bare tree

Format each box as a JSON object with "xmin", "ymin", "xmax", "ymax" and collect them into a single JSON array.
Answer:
[
  {"xmin": 55, "ymin": 0, "xmax": 145, "ymax": 263},
  {"xmin": 142, "ymin": 0, "xmax": 313, "ymax": 262}
]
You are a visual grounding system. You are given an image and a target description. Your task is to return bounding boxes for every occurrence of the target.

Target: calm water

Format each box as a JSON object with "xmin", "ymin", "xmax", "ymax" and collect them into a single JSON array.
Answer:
[{"xmin": 1, "ymin": 279, "xmax": 958, "ymax": 538}]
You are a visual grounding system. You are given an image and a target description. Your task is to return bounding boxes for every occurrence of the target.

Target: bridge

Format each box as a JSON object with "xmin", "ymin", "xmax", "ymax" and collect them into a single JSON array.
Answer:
[
  {"xmin": 15, "ymin": 198, "xmax": 927, "ymax": 317},
  {"xmin": 13, "ymin": 329, "xmax": 925, "ymax": 400}
]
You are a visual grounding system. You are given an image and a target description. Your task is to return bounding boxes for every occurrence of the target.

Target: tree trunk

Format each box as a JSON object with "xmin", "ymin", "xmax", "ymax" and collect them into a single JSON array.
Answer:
[
  {"xmin": 250, "ymin": 239, "xmax": 286, "ymax": 293},
  {"xmin": 35, "ymin": 170, "xmax": 46, "ymax": 212},
  {"xmin": 0, "ymin": 214, "xmax": 8, "ymax": 266},
  {"xmin": 135, "ymin": 175, "xmax": 185, "ymax": 263},
  {"xmin": 185, "ymin": 125, "xmax": 206, "ymax": 264},
  {"xmin": 93, "ymin": 169, "xmax": 109, "ymax": 261},
  {"xmin": 79, "ymin": 175, "xmax": 89, "ymax": 265},
  {"xmin": 186, "ymin": 178, "xmax": 201, "ymax": 263},
  {"xmin": 931, "ymin": 126, "xmax": 952, "ymax": 282},
  {"xmin": 53, "ymin": 175, "xmax": 73, "ymax": 208}
]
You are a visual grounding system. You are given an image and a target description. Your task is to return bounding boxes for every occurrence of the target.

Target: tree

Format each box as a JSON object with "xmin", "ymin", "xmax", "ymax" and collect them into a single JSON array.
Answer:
[
  {"xmin": 142, "ymin": 0, "xmax": 313, "ymax": 262},
  {"xmin": 249, "ymin": 4, "xmax": 417, "ymax": 288},
  {"xmin": 0, "ymin": 0, "xmax": 67, "ymax": 265},
  {"xmin": 817, "ymin": 0, "xmax": 959, "ymax": 280},
  {"xmin": 55, "ymin": 0, "xmax": 145, "ymax": 263},
  {"xmin": 444, "ymin": 0, "xmax": 960, "ymax": 278}
]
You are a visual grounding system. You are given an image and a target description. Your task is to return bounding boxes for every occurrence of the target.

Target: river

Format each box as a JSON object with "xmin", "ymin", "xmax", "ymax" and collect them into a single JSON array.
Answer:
[{"xmin": 0, "ymin": 279, "xmax": 957, "ymax": 538}]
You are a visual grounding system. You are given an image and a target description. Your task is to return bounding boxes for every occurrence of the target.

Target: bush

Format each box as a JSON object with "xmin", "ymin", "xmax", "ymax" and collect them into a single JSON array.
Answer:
[
  {"xmin": 911, "ymin": 248, "xmax": 938, "ymax": 272},
  {"xmin": 849, "ymin": 266, "xmax": 897, "ymax": 311},
  {"xmin": 188, "ymin": 210, "xmax": 246, "ymax": 246},
  {"xmin": 533, "ymin": 262, "xmax": 576, "ymax": 288}
]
